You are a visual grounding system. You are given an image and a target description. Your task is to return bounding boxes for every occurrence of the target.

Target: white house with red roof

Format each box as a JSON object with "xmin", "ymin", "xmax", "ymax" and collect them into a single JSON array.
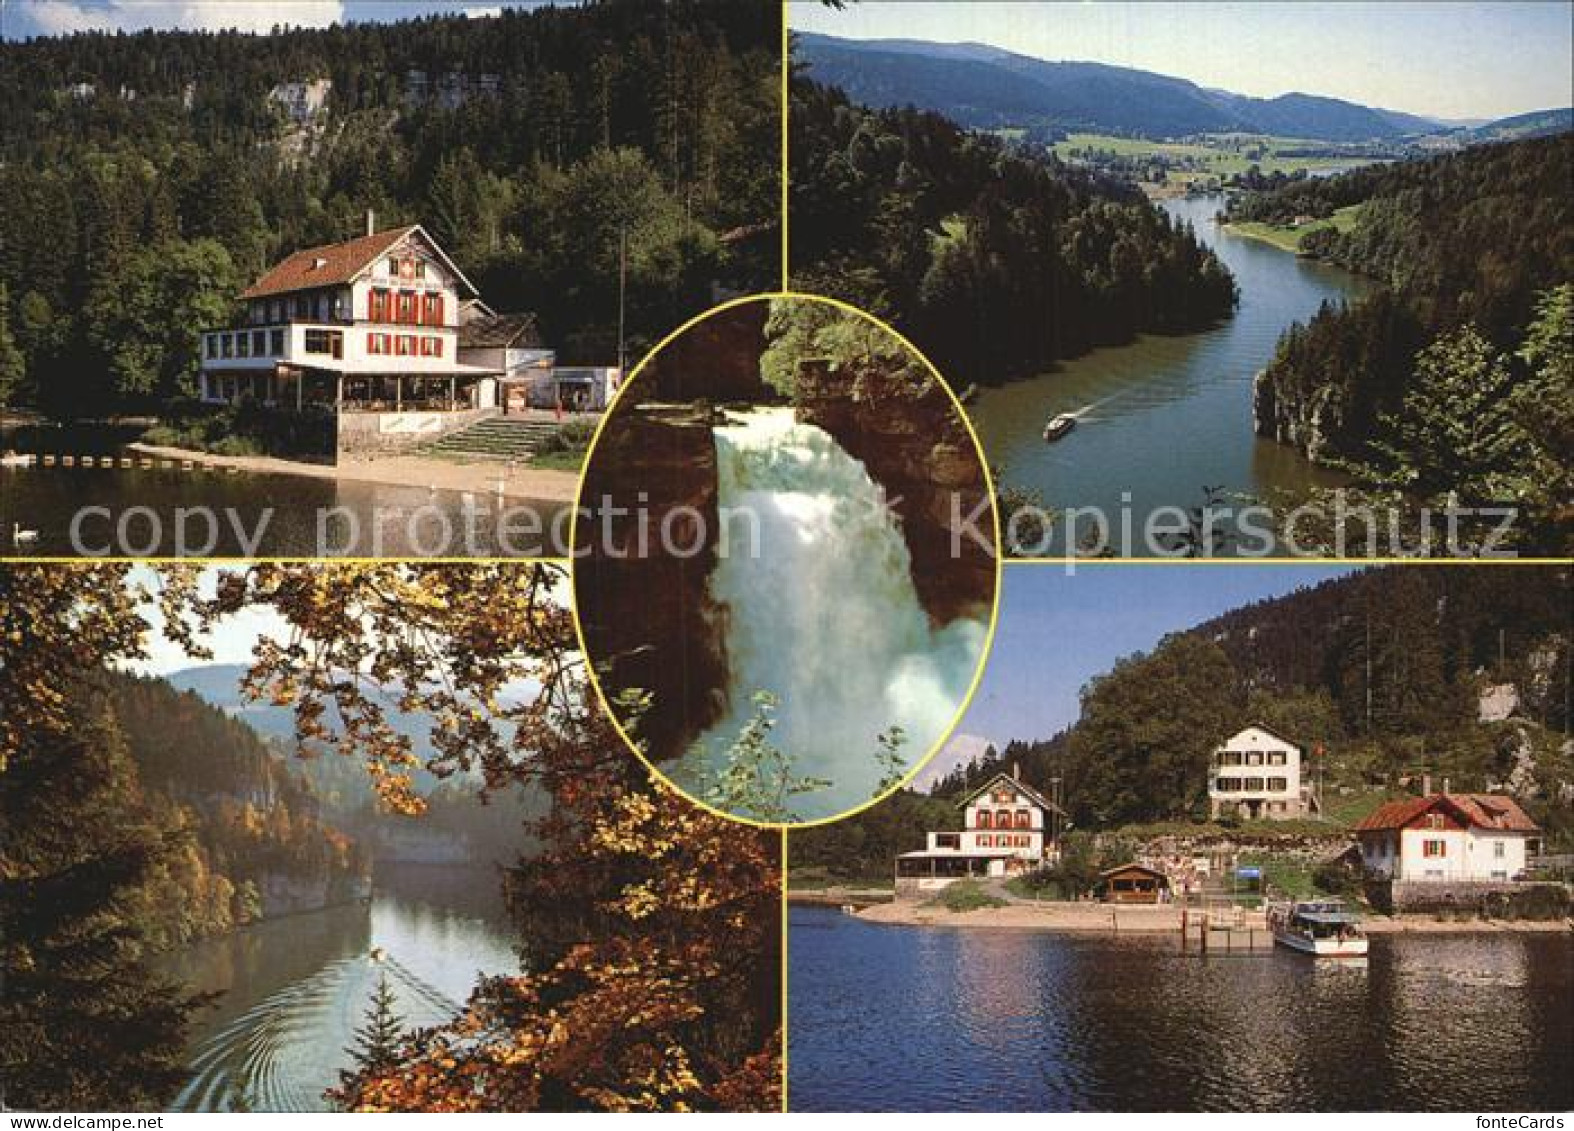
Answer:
[
  {"xmin": 199, "ymin": 217, "xmax": 507, "ymax": 420},
  {"xmin": 895, "ymin": 770, "xmax": 1065, "ymax": 891},
  {"xmin": 1354, "ymin": 793, "xmax": 1541, "ymax": 883}
]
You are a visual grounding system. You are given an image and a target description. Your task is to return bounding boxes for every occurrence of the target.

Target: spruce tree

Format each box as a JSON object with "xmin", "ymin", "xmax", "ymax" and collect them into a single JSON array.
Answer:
[{"xmin": 342, "ymin": 973, "xmax": 406, "ymax": 1084}]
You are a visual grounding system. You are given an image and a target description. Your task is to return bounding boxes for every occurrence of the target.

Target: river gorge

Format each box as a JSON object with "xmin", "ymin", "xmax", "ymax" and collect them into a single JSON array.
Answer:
[
  {"xmin": 163, "ymin": 865, "xmax": 513, "ymax": 1113},
  {"xmin": 969, "ymin": 194, "xmax": 1372, "ymax": 552}
]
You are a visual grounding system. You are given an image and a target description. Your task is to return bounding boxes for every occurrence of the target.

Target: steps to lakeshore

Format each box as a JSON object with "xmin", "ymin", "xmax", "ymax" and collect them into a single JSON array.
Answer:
[{"xmin": 422, "ymin": 417, "xmax": 566, "ymax": 461}]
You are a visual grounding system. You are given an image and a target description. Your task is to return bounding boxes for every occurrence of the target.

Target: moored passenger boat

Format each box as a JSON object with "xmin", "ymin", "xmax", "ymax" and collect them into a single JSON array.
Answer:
[{"xmin": 1268, "ymin": 899, "xmax": 1369, "ymax": 956}]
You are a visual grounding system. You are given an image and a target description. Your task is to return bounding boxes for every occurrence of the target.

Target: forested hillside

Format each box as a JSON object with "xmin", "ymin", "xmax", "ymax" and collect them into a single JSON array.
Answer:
[
  {"xmin": 1235, "ymin": 136, "xmax": 1573, "ymax": 545},
  {"xmin": 796, "ymin": 33, "xmax": 1436, "ymax": 141},
  {"xmin": 0, "ymin": 1, "xmax": 780, "ymax": 415},
  {"xmin": 789, "ymin": 77, "xmax": 1237, "ymax": 389},
  {"xmin": 795, "ymin": 567, "xmax": 1573, "ymax": 879},
  {"xmin": 100, "ymin": 670, "xmax": 369, "ymax": 947}
]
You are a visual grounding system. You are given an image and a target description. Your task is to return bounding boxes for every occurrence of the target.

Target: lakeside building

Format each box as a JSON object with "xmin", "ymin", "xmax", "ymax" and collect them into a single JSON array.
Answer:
[
  {"xmin": 1354, "ymin": 792, "xmax": 1541, "ymax": 883},
  {"xmin": 1207, "ymin": 724, "xmax": 1320, "ymax": 820},
  {"xmin": 197, "ymin": 217, "xmax": 628, "ymax": 453},
  {"xmin": 1098, "ymin": 863, "xmax": 1170, "ymax": 904},
  {"xmin": 895, "ymin": 770, "xmax": 1065, "ymax": 894}
]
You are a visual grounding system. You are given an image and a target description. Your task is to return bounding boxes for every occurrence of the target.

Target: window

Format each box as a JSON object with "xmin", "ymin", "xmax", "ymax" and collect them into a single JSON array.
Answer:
[
  {"xmin": 204, "ymin": 335, "xmax": 216, "ymax": 360},
  {"xmin": 1219, "ymin": 751, "xmax": 1242, "ymax": 766},
  {"xmin": 1216, "ymin": 777, "xmax": 1240, "ymax": 793},
  {"xmin": 1015, "ymin": 810, "xmax": 1031, "ymax": 829},
  {"xmin": 1268, "ymin": 751, "xmax": 1287, "ymax": 766},
  {"xmin": 398, "ymin": 293, "xmax": 416, "ymax": 323},
  {"xmin": 396, "ymin": 335, "xmax": 413, "ymax": 356},
  {"xmin": 976, "ymin": 810, "xmax": 992, "ymax": 829},
  {"xmin": 221, "ymin": 334, "xmax": 234, "ymax": 359},
  {"xmin": 977, "ymin": 834, "xmax": 992, "ymax": 848},
  {"xmin": 304, "ymin": 329, "xmax": 342, "ymax": 357},
  {"xmin": 367, "ymin": 333, "xmax": 382, "ymax": 356},
  {"xmin": 1426, "ymin": 813, "xmax": 1445, "ymax": 829},
  {"xmin": 421, "ymin": 336, "xmax": 443, "ymax": 357},
  {"xmin": 1245, "ymin": 777, "xmax": 1265, "ymax": 793},
  {"xmin": 996, "ymin": 810, "xmax": 1012, "ymax": 829},
  {"xmin": 1267, "ymin": 777, "xmax": 1288, "ymax": 793},
  {"xmin": 1494, "ymin": 840, "xmax": 1506, "ymax": 859},
  {"xmin": 386, "ymin": 256, "xmax": 399, "ymax": 276},
  {"xmin": 413, "ymin": 259, "xmax": 426, "ymax": 280},
  {"xmin": 251, "ymin": 330, "xmax": 266, "ymax": 356},
  {"xmin": 270, "ymin": 329, "xmax": 284, "ymax": 356},
  {"xmin": 294, "ymin": 295, "xmax": 310, "ymax": 318},
  {"xmin": 236, "ymin": 332, "xmax": 251, "ymax": 358},
  {"xmin": 424, "ymin": 293, "xmax": 445, "ymax": 325},
  {"xmin": 369, "ymin": 289, "xmax": 388, "ymax": 322},
  {"xmin": 1423, "ymin": 839, "xmax": 1447, "ymax": 858},
  {"xmin": 1246, "ymin": 752, "xmax": 1263, "ymax": 766}
]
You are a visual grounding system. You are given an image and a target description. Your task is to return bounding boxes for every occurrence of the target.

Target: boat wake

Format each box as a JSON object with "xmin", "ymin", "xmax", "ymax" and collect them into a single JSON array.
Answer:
[{"xmin": 175, "ymin": 950, "xmax": 466, "ymax": 1112}]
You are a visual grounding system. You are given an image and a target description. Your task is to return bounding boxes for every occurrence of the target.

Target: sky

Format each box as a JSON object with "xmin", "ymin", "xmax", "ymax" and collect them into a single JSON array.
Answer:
[
  {"xmin": 123, "ymin": 566, "xmax": 290, "ymax": 676},
  {"xmin": 1, "ymin": 0, "xmax": 557, "ymax": 40},
  {"xmin": 915, "ymin": 564, "xmax": 1358, "ymax": 789},
  {"xmin": 791, "ymin": 1, "xmax": 1574, "ymax": 122}
]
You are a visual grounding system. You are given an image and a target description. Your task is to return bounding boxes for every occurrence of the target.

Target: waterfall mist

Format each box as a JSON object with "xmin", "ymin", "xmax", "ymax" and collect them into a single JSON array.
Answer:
[{"xmin": 686, "ymin": 408, "xmax": 986, "ymax": 820}]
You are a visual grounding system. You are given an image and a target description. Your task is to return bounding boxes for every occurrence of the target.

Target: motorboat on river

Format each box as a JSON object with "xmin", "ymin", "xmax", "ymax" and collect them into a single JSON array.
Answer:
[{"xmin": 1043, "ymin": 413, "xmax": 1077, "ymax": 441}]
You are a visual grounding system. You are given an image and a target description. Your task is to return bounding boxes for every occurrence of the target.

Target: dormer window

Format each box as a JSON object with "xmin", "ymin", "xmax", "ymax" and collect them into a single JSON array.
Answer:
[{"xmin": 311, "ymin": 256, "xmax": 327, "ymax": 270}]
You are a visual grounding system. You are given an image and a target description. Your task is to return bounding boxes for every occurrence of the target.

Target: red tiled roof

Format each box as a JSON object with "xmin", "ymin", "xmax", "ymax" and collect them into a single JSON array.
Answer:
[
  {"xmin": 1353, "ymin": 793, "xmax": 1539, "ymax": 833},
  {"xmin": 240, "ymin": 226, "xmax": 418, "ymax": 300}
]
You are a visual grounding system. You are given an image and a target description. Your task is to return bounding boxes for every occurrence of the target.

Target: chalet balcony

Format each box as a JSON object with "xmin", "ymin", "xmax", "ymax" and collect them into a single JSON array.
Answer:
[{"xmin": 201, "ymin": 323, "xmax": 341, "ymax": 370}]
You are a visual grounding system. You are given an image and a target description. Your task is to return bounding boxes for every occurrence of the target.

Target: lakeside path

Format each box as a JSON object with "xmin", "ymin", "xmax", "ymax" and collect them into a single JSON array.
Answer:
[
  {"xmin": 849, "ymin": 897, "xmax": 1573, "ymax": 936},
  {"xmin": 127, "ymin": 442, "xmax": 582, "ymax": 504}
]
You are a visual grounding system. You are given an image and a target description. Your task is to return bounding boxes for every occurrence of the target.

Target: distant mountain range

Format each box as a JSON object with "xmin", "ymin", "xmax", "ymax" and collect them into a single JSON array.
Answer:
[
  {"xmin": 795, "ymin": 32, "xmax": 1564, "ymax": 144},
  {"xmin": 1444, "ymin": 107, "xmax": 1574, "ymax": 145},
  {"xmin": 164, "ymin": 663, "xmax": 451, "ymax": 800}
]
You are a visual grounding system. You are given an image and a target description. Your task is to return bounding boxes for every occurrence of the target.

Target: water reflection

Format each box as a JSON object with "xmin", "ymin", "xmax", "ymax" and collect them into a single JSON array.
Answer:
[
  {"xmin": 1, "ymin": 455, "xmax": 567, "ymax": 557},
  {"xmin": 165, "ymin": 865, "xmax": 513, "ymax": 1112},
  {"xmin": 969, "ymin": 195, "xmax": 1372, "ymax": 549},
  {"xmin": 788, "ymin": 906, "xmax": 1574, "ymax": 1111}
]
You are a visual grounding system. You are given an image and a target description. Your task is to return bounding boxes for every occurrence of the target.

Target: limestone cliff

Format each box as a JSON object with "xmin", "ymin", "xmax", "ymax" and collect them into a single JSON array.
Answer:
[
  {"xmin": 574, "ymin": 405, "xmax": 729, "ymax": 763},
  {"xmin": 795, "ymin": 358, "xmax": 995, "ymax": 626}
]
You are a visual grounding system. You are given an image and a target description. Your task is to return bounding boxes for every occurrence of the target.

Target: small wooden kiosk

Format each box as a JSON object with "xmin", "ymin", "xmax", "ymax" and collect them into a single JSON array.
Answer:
[{"xmin": 1098, "ymin": 863, "xmax": 1170, "ymax": 904}]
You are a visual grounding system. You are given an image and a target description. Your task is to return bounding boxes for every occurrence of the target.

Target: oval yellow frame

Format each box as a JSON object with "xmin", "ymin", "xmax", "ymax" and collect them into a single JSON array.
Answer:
[{"xmin": 568, "ymin": 290, "xmax": 1004, "ymax": 830}]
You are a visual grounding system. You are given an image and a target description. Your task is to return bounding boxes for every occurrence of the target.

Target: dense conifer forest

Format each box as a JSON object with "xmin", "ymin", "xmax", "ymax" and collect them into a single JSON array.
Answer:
[
  {"xmin": 0, "ymin": 1, "xmax": 780, "ymax": 416},
  {"xmin": 87, "ymin": 670, "xmax": 368, "ymax": 947},
  {"xmin": 793, "ymin": 567, "xmax": 1574, "ymax": 880},
  {"xmin": 1234, "ymin": 136, "xmax": 1573, "ymax": 544},
  {"xmin": 789, "ymin": 76, "xmax": 1238, "ymax": 390}
]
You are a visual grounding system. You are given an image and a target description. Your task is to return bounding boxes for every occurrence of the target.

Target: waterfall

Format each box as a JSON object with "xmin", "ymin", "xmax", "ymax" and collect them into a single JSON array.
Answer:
[{"xmin": 687, "ymin": 407, "xmax": 985, "ymax": 820}]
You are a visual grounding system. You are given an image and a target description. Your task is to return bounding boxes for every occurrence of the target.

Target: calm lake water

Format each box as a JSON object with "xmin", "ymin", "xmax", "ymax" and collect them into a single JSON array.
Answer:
[
  {"xmin": 969, "ymin": 195, "xmax": 1372, "ymax": 550},
  {"xmin": 788, "ymin": 905, "xmax": 1574, "ymax": 1112},
  {"xmin": 0, "ymin": 430, "xmax": 567, "ymax": 556},
  {"xmin": 165, "ymin": 865, "xmax": 515, "ymax": 1112}
]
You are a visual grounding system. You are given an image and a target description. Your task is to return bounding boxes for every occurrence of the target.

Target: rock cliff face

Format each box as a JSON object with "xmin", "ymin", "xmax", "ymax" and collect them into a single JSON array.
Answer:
[
  {"xmin": 1252, "ymin": 367, "xmax": 1343, "ymax": 463},
  {"xmin": 641, "ymin": 300, "xmax": 774, "ymax": 403},
  {"xmin": 795, "ymin": 359, "xmax": 995, "ymax": 625},
  {"xmin": 574, "ymin": 405, "xmax": 729, "ymax": 763}
]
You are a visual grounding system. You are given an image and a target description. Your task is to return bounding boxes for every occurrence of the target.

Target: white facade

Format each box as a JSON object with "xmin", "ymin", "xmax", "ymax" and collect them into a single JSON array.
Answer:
[
  {"xmin": 199, "ymin": 228, "xmax": 496, "ymax": 410},
  {"xmin": 1208, "ymin": 725, "xmax": 1310, "ymax": 820},
  {"xmin": 1361, "ymin": 821, "xmax": 1532, "ymax": 882},
  {"xmin": 896, "ymin": 774, "xmax": 1062, "ymax": 891}
]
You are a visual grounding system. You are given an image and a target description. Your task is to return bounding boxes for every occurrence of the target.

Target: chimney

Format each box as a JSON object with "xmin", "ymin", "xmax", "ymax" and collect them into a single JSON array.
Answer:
[
  {"xmin": 1012, "ymin": 761, "xmax": 1020, "ymax": 782},
  {"xmin": 365, "ymin": 209, "xmax": 376, "ymax": 237},
  {"xmin": 1442, "ymin": 776, "xmax": 1451, "ymax": 795},
  {"xmin": 1421, "ymin": 772, "xmax": 1432, "ymax": 797}
]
